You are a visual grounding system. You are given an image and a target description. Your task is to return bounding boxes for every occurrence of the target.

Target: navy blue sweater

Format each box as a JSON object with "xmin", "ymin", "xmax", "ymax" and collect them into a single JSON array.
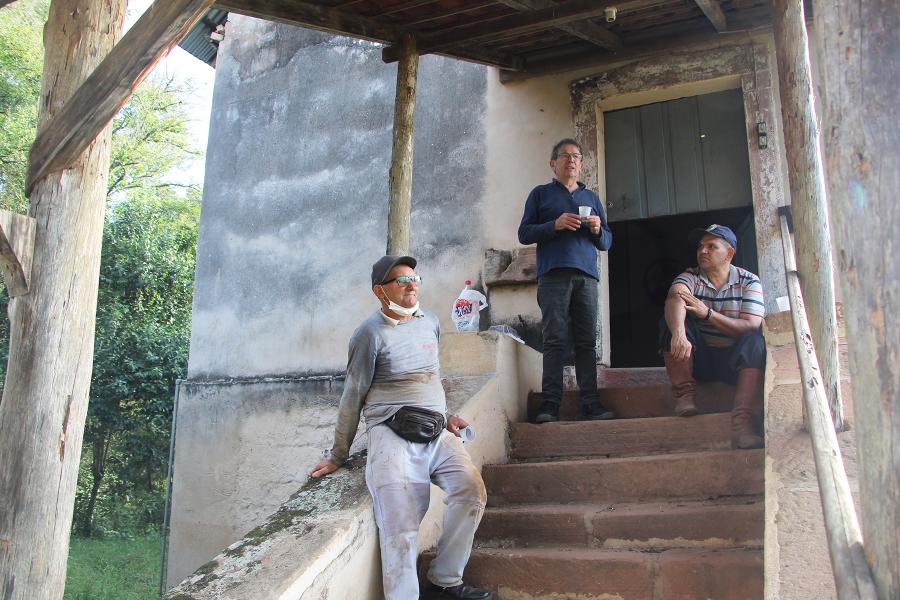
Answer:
[{"xmin": 517, "ymin": 180, "xmax": 613, "ymax": 280}]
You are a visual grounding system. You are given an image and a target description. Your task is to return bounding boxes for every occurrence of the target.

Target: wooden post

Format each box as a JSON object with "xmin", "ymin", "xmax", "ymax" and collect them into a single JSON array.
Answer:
[
  {"xmin": 386, "ymin": 33, "xmax": 418, "ymax": 256},
  {"xmin": 0, "ymin": 1, "xmax": 126, "ymax": 599},
  {"xmin": 771, "ymin": 0, "xmax": 844, "ymax": 431},
  {"xmin": 779, "ymin": 211, "xmax": 877, "ymax": 599},
  {"xmin": 811, "ymin": 0, "xmax": 900, "ymax": 598}
]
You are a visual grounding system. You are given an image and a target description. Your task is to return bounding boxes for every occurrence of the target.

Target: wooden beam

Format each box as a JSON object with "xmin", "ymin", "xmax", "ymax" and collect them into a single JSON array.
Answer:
[
  {"xmin": 499, "ymin": 29, "xmax": 746, "ymax": 82},
  {"xmin": 386, "ymin": 33, "xmax": 417, "ymax": 256},
  {"xmin": 216, "ymin": 0, "xmax": 402, "ymax": 45},
  {"xmin": 404, "ymin": 1, "xmax": 499, "ymax": 27},
  {"xmin": 811, "ymin": 0, "xmax": 900, "ymax": 597},
  {"xmin": 693, "ymin": 0, "xmax": 727, "ymax": 32},
  {"xmin": 0, "ymin": 2, "xmax": 127, "ymax": 597},
  {"xmin": 372, "ymin": 0, "xmax": 442, "ymax": 18},
  {"xmin": 383, "ymin": 0, "xmax": 615, "ymax": 61},
  {"xmin": 497, "ymin": 0, "xmax": 621, "ymax": 50},
  {"xmin": 0, "ymin": 210, "xmax": 36, "ymax": 298},
  {"xmin": 771, "ymin": 0, "xmax": 844, "ymax": 431},
  {"xmin": 25, "ymin": 0, "xmax": 214, "ymax": 194}
]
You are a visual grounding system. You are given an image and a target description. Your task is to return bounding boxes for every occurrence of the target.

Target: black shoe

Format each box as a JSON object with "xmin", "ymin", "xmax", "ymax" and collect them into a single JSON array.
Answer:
[
  {"xmin": 581, "ymin": 402, "xmax": 615, "ymax": 420},
  {"xmin": 422, "ymin": 582, "xmax": 493, "ymax": 600},
  {"xmin": 534, "ymin": 400, "xmax": 559, "ymax": 423}
]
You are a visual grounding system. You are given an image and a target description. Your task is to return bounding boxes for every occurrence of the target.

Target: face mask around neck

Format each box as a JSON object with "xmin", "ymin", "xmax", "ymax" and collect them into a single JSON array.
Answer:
[{"xmin": 379, "ymin": 286, "xmax": 420, "ymax": 317}]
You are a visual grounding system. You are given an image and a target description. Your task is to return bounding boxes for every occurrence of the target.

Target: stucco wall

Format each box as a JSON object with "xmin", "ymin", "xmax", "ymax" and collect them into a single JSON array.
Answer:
[{"xmin": 188, "ymin": 15, "xmax": 488, "ymax": 379}]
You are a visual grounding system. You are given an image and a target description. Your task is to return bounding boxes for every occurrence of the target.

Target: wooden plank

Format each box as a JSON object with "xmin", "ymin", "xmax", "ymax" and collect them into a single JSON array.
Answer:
[
  {"xmin": 693, "ymin": 0, "xmax": 727, "ymax": 32},
  {"xmin": 372, "ymin": 0, "xmax": 442, "ymax": 18},
  {"xmin": 25, "ymin": 0, "xmax": 214, "ymax": 194},
  {"xmin": 0, "ymin": 2, "xmax": 127, "ymax": 598},
  {"xmin": 500, "ymin": 30, "xmax": 737, "ymax": 82},
  {"xmin": 778, "ymin": 212, "xmax": 878, "ymax": 600},
  {"xmin": 386, "ymin": 33, "xmax": 417, "ymax": 256},
  {"xmin": 383, "ymin": 0, "xmax": 616, "ymax": 61},
  {"xmin": 811, "ymin": 0, "xmax": 900, "ymax": 596},
  {"xmin": 0, "ymin": 210, "xmax": 37, "ymax": 298},
  {"xmin": 772, "ymin": 0, "xmax": 844, "ymax": 431},
  {"xmin": 216, "ymin": 0, "xmax": 402, "ymax": 43},
  {"xmin": 497, "ymin": 0, "xmax": 621, "ymax": 50}
]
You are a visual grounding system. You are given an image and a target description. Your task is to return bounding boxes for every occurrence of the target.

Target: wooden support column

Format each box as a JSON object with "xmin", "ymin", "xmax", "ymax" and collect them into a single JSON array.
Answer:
[
  {"xmin": 386, "ymin": 33, "xmax": 418, "ymax": 256},
  {"xmin": 771, "ymin": 0, "xmax": 844, "ymax": 431},
  {"xmin": 811, "ymin": 0, "xmax": 899, "ymax": 597},
  {"xmin": 0, "ymin": 2, "xmax": 126, "ymax": 599}
]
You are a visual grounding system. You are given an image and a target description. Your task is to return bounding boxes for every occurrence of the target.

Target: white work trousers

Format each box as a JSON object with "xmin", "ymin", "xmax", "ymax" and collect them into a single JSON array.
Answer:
[{"xmin": 365, "ymin": 424, "xmax": 487, "ymax": 600}]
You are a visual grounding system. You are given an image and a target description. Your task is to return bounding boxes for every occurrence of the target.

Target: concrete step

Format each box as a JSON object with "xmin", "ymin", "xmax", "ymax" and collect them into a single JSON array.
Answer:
[
  {"xmin": 528, "ymin": 381, "xmax": 737, "ymax": 420},
  {"xmin": 453, "ymin": 547, "xmax": 763, "ymax": 600},
  {"xmin": 510, "ymin": 413, "xmax": 733, "ymax": 461},
  {"xmin": 476, "ymin": 498, "xmax": 763, "ymax": 549},
  {"xmin": 483, "ymin": 449, "xmax": 764, "ymax": 506}
]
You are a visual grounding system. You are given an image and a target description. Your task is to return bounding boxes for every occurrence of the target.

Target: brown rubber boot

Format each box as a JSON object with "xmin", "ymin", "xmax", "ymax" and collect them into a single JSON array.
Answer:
[
  {"xmin": 663, "ymin": 352, "xmax": 698, "ymax": 417},
  {"xmin": 732, "ymin": 367, "xmax": 764, "ymax": 449}
]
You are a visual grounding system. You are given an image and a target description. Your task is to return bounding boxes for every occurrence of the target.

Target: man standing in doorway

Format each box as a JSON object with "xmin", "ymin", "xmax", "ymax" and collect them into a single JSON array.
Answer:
[
  {"xmin": 518, "ymin": 138, "xmax": 615, "ymax": 423},
  {"xmin": 660, "ymin": 224, "xmax": 766, "ymax": 449},
  {"xmin": 309, "ymin": 255, "xmax": 491, "ymax": 600}
]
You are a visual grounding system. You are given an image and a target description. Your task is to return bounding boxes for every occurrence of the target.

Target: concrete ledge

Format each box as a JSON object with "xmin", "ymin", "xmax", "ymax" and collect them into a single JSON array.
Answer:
[{"xmin": 484, "ymin": 247, "xmax": 537, "ymax": 287}]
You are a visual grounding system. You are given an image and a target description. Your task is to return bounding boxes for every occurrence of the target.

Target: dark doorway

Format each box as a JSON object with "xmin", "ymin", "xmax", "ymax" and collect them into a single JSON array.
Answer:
[{"xmin": 608, "ymin": 207, "xmax": 759, "ymax": 368}]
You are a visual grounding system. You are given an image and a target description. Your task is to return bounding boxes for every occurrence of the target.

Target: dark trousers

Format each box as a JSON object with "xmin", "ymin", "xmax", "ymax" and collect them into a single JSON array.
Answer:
[
  {"xmin": 658, "ymin": 316, "xmax": 766, "ymax": 385},
  {"xmin": 538, "ymin": 268, "xmax": 600, "ymax": 405}
]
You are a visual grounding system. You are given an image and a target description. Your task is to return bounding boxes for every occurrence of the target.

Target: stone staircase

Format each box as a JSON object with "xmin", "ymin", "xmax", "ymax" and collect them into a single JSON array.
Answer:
[{"xmin": 454, "ymin": 367, "xmax": 764, "ymax": 599}]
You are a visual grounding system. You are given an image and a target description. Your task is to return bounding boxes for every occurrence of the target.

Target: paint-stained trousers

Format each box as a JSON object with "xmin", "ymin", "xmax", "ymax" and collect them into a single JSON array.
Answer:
[{"xmin": 366, "ymin": 424, "xmax": 487, "ymax": 600}]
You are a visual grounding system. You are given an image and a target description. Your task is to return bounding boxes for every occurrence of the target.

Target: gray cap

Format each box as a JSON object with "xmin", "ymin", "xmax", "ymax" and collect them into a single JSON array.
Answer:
[{"xmin": 371, "ymin": 255, "xmax": 417, "ymax": 286}]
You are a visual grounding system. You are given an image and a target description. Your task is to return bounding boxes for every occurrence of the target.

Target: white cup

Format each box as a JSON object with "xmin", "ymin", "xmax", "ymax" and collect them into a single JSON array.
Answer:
[
  {"xmin": 578, "ymin": 205, "xmax": 591, "ymax": 221},
  {"xmin": 460, "ymin": 426, "xmax": 476, "ymax": 444}
]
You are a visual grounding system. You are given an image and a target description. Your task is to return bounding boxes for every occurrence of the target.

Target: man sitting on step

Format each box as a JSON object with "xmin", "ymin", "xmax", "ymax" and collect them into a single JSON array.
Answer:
[
  {"xmin": 309, "ymin": 255, "xmax": 491, "ymax": 600},
  {"xmin": 660, "ymin": 224, "xmax": 766, "ymax": 449}
]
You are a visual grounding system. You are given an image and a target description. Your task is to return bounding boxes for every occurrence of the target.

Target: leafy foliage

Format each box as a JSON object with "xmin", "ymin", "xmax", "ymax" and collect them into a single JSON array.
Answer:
[{"xmin": 0, "ymin": 0, "xmax": 47, "ymax": 214}]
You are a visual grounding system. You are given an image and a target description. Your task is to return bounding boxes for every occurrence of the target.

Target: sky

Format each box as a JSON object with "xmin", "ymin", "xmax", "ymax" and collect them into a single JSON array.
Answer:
[{"xmin": 126, "ymin": 0, "xmax": 216, "ymax": 187}]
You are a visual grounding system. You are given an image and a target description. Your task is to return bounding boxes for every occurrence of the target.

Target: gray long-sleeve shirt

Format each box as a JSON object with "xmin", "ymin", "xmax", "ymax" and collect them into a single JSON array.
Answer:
[{"xmin": 327, "ymin": 308, "xmax": 446, "ymax": 465}]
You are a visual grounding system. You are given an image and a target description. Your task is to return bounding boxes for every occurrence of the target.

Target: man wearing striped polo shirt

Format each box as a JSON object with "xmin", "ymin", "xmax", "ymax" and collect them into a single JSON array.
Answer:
[{"xmin": 660, "ymin": 224, "xmax": 766, "ymax": 449}]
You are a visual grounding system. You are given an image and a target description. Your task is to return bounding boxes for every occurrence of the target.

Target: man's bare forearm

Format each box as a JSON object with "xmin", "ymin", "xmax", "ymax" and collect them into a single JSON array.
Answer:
[
  {"xmin": 664, "ymin": 296, "xmax": 687, "ymax": 337},
  {"xmin": 708, "ymin": 312, "xmax": 762, "ymax": 337}
]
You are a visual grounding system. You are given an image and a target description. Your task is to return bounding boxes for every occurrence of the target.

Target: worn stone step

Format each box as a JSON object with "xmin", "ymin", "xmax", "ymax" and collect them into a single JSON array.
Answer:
[
  {"xmin": 476, "ymin": 498, "xmax": 764, "ymax": 549},
  {"xmin": 510, "ymin": 413, "xmax": 733, "ymax": 461},
  {"xmin": 483, "ymin": 449, "xmax": 764, "ymax": 506},
  {"xmin": 527, "ymin": 381, "xmax": 737, "ymax": 421},
  {"xmin": 453, "ymin": 547, "xmax": 763, "ymax": 600}
]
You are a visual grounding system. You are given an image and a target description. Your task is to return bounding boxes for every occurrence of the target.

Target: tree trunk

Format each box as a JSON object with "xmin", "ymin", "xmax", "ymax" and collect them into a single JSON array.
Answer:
[
  {"xmin": 811, "ymin": 0, "xmax": 900, "ymax": 597},
  {"xmin": 771, "ymin": 0, "xmax": 845, "ymax": 432},
  {"xmin": 0, "ymin": 1, "xmax": 125, "ymax": 599},
  {"xmin": 82, "ymin": 434, "xmax": 111, "ymax": 537}
]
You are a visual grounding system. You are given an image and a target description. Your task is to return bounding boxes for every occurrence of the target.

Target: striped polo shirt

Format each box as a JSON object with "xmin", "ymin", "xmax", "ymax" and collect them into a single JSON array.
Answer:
[{"xmin": 672, "ymin": 265, "xmax": 765, "ymax": 347}]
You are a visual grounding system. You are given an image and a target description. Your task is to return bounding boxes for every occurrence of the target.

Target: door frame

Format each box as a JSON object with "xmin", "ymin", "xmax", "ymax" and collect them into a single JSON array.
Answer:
[{"xmin": 571, "ymin": 38, "xmax": 789, "ymax": 364}]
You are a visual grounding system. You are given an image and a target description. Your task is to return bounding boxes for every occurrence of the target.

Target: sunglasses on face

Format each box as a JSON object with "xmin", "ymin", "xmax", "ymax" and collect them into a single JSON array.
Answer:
[{"xmin": 382, "ymin": 275, "xmax": 422, "ymax": 286}]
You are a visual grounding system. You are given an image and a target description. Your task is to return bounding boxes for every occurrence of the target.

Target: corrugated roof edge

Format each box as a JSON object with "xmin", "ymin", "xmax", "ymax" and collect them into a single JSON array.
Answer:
[{"xmin": 177, "ymin": 8, "xmax": 229, "ymax": 67}]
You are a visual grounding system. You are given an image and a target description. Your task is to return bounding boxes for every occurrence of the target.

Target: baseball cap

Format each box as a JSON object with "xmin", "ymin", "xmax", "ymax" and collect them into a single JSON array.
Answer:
[
  {"xmin": 371, "ymin": 255, "xmax": 417, "ymax": 286},
  {"xmin": 689, "ymin": 224, "xmax": 737, "ymax": 249}
]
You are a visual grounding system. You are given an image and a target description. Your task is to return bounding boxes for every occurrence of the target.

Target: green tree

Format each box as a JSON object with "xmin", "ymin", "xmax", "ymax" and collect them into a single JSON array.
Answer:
[
  {"xmin": 76, "ymin": 190, "xmax": 199, "ymax": 536},
  {"xmin": 0, "ymin": 0, "xmax": 47, "ymax": 214}
]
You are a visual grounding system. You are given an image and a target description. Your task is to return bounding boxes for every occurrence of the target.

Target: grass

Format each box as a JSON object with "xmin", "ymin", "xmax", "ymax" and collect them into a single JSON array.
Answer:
[{"xmin": 65, "ymin": 533, "xmax": 163, "ymax": 600}]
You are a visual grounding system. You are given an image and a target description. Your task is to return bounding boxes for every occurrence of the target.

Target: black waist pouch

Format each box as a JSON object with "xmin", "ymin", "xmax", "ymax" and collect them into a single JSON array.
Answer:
[{"xmin": 385, "ymin": 406, "xmax": 446, "ymax": 443}]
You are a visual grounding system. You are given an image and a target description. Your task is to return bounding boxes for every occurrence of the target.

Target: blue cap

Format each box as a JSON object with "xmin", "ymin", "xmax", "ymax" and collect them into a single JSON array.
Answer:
[{"xmin": 689, "ymin": 224, "xmax": 737, "ymax": 249}]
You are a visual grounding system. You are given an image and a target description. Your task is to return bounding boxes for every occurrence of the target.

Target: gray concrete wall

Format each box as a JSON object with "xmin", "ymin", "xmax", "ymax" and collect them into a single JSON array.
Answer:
[
  {"xmin": 188, "ymin": 15, "xmax": 488, "ymax": 379},
  {"xmin": 170, "ymin": 13, "xmax": 490, "ymax": 586}
]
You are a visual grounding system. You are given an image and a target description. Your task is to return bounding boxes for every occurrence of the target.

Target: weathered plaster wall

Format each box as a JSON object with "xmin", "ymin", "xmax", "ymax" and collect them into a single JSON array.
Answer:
[
  {"xmin": 166, "ymin": 377, "xmax": 348, "ymax": 587},
  {"xmin": 188, "ymin": 15, "xmax": 488, "ymax": 379},
  {"xmin": 171, "ymin": 13, "xmax": 490, "ymax": 587}
]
